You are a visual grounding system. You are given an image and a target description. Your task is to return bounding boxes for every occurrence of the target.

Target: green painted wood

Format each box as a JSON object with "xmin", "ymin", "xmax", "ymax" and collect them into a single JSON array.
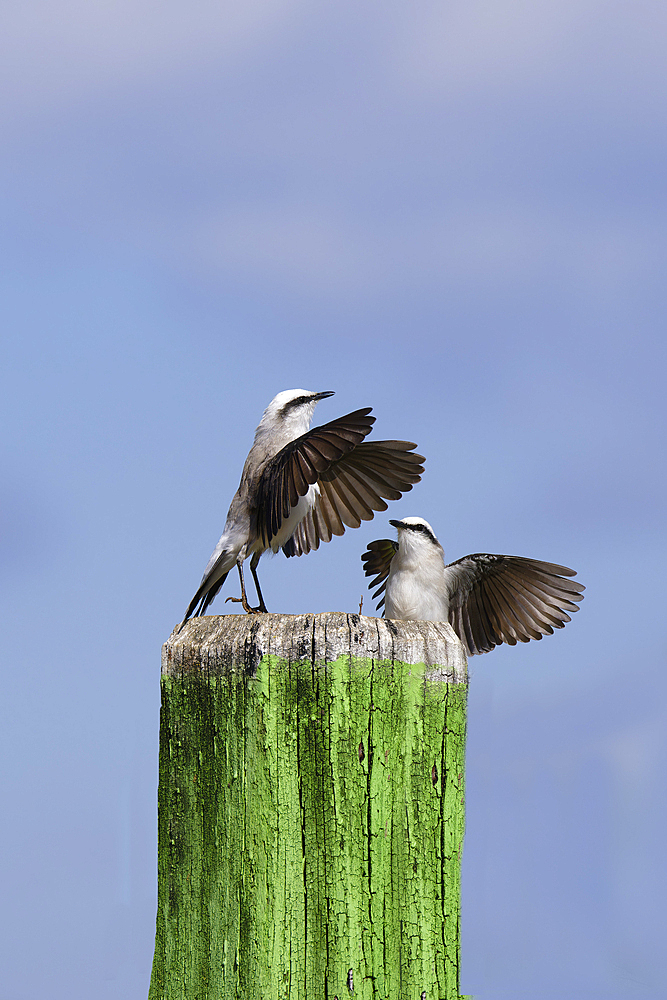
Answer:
[{"xmin": 149, "ymin": 613, "xmax": 469, "ymax": 1000}]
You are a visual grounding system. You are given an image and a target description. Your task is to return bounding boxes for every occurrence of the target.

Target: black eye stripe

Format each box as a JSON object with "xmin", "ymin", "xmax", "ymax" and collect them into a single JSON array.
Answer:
[
  {"xmin": 404, "ymin": 522, "xmax": 436, "ymax": 541},
  {"xmin": 282, "ymin": 395, "xmax": 312, "ymax": 413}
]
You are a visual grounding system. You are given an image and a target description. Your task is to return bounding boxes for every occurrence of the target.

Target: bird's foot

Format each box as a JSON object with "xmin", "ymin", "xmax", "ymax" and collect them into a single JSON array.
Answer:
[{"xmin": 225, "ymin": 595, "xmax": 266, "ymax": 614}]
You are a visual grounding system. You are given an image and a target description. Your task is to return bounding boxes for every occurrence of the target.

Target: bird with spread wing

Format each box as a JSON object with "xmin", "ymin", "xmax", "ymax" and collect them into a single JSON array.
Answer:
[
  {"xmin": 362, "ymin": 517, "xmax": 584, "ymax": 655},
  {"xmin": 178, "ymin": 390, "xmax": 424, "ymax": 628}
]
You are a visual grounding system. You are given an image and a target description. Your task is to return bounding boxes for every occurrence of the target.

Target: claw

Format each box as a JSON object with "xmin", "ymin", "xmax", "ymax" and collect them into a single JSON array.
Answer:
[{"xmin": 225, "ymin": 595, "xmax": 264, "ymax": 614}]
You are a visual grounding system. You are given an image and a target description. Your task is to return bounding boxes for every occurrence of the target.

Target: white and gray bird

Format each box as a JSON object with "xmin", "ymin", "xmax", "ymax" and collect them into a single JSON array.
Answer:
[
  {"xmin": 362, "ymin": 517, "xmax": 584, "ymax": 655},
  {"xmin": 179, "ymin": 390, "xmax": 425, "ymax": 628}
]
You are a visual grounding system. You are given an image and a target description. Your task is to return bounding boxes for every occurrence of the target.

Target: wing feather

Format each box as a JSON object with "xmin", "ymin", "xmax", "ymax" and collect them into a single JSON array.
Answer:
[
  {"xmin": 360, "ymin": 538, "xmax": 399, "ymax": 609},
  {"xmin": 256, "ymin": 408, "xmax": 375, "ymax": 547},
  {"xmin": 444, "ymin": 554, "xmax": 584, "ymax": 655},
  {"xmin": 282, "ymin": 440, "xmax": 425, "ymax": 557}
]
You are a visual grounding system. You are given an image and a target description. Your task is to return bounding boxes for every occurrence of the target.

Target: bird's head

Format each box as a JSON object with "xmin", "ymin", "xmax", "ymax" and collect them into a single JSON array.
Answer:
[
  {"xmin": 389, "ymin": 517, "xmax": 443, "ymax": 556},
  {"xmin": 257, "ymin": 389, "xmax": 334, "ymax": 440}
]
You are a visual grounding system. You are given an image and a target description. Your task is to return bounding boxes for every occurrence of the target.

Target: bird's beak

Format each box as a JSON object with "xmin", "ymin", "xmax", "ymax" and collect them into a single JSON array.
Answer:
[
  {"xmin": 312, "ymin": 390, "xmax": 335, "ymax": 401},
  {"xmin": 389, "ymin": 519, "xmax": 404, "ymax": 530}
]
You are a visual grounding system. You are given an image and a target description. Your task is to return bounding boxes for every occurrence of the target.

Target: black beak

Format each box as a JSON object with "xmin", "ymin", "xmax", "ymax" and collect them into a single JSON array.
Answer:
[
  {"xmin": 313, "ymin": 391, "xmax": 335, "ymax": 401},
  {"xmin": 389, "ymin": 519, "xmax": 404, "ymax": 529}
]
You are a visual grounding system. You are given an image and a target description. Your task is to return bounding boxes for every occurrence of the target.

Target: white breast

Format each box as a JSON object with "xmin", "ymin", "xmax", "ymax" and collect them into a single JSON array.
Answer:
[
  {"xmin": 384, "ymin": 546, "xmax": 450, "ymax": 622},
  {"xmin": 269, "ymin": 483, "xmax": 319, "ymax": 552}
]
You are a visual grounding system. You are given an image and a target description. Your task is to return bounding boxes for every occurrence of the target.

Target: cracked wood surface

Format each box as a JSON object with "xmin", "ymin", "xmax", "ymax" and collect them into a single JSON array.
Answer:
[
  {"xmin": 150, "ymin": 613, "xmax": 469, "ymax": 1000},
  {"xmin": 162, "ymin": 611, "xmax": 467, "ymax": 684}
]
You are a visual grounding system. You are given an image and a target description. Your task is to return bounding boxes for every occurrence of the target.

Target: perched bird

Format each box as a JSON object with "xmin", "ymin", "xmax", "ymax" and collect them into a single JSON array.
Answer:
[
  {"xmin": 361, "ymin": 517, "xmax": 584, "ymax": 655},
  {"xmin": 179, "ymin": 390, "xmax": 424, "ymax": 628}
]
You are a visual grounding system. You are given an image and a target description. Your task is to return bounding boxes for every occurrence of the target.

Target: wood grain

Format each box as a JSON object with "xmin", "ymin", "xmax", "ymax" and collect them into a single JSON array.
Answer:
[{"xmin": 150, "ymin": 613, "xmax": 469, "ymax": 1000}]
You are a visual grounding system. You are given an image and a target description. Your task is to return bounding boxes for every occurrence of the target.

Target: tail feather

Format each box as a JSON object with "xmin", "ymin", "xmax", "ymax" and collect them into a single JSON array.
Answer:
[
  {"xmin": 176, "ymin": 541, "xmax": 238, "ymax": 632},
  {"xmin": 177, "ymin": 570, "xmax": 231, "ymax": 632}
]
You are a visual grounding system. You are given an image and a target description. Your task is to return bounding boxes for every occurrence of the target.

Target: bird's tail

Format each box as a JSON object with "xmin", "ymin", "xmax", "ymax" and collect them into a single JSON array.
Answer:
[
  {"xmin": 176, "ymin": 569, "xmax": 231, "ymax": 633},
  {"xmin": 176, "ymin": 530, "xmax": 245, "ymax": 632}
]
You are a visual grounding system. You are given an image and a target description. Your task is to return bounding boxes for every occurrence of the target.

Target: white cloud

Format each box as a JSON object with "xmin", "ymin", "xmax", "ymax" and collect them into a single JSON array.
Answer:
[
  {"xmin": 4, "ymin": 0, "xmax": 667, "ymax": 131},
  {"xmin": 0, "ymin": 0, "xmax": 306, "ymax": 121},
  {"xmin": 186, "ymin": 201, "xmax": 382, "ymax": 296},
  {"xmin": 176, "ymin": 195, "xmax": 666, "ymax": 303},
  {"xmin": 388, "ymin": 0, "xmax": 667, "ymax": 101}
]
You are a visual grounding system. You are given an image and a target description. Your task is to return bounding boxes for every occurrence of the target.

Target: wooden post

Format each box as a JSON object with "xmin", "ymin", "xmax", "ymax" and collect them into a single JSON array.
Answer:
[{"xmin": 149, "ymin": 612, "xmax": 469, "ymax": 1000}]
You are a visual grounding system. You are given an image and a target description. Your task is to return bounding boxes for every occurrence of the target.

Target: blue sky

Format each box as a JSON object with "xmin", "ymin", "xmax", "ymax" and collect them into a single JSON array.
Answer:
[{"xmin": 1, "ymin": 2, "xmax": 666, "ymax": 997}]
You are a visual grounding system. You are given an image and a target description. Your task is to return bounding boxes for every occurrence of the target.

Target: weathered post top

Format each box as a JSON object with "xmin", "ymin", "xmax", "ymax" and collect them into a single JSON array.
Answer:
[{"xmin": 163, "ymin": 610, "xmax": 467, "ymax": 683}]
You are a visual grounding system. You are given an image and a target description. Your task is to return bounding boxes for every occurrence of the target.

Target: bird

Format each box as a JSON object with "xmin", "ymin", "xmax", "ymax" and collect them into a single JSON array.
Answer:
[
  {"xmin": 178, "ymin": 390, "xmax": 425, "ymax": 629},
  {"xmin": 361, "ymin": 517, "xmax": 584, "ymax": 655}
]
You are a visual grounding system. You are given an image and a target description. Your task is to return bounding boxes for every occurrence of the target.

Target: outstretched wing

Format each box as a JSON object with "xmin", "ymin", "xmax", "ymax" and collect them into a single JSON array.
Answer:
[
  {"xmin": 284, "ymin": 442, "xmax": 424, "ymax": 557},
  {"xmin": 444, "ymin": 554, "xmax": 585, "ymax": 656},
  {"xmin": 360, "ymin": 538, "xmax": 399, "ymax": 609},
  {"xmin": 255, "ymin": 408, "xmax": 375, "ymax": 548}
]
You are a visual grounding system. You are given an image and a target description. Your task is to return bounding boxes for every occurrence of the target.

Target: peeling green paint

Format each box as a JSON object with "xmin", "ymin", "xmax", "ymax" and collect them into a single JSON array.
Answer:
[{"xmin": 149, "ymin": 652, "xmax": 468, "ymax": 1000}]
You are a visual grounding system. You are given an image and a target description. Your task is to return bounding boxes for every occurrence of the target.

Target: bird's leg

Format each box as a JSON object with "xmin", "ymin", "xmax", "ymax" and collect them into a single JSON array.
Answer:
[
  {"xmin": 225, "ymin": 560, "xmax": 263, "ymax": 614},
  {"xmin": 249, "ymin": 552, "xmax": 268, "ymax": 613}
]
